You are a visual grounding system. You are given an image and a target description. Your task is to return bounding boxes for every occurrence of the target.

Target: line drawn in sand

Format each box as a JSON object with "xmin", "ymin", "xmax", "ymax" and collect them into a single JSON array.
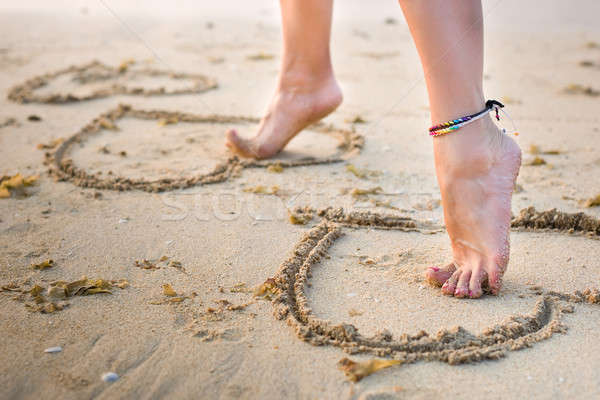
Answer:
[
  {"xmin": 7, "ymin": 60, "xmax": 218, "ymax": 104},
  {"xmin": 256, "ymin": 207, "xmax": 600, "ymax": 381},
  {"xmin": 44, "ymin": 104, "xmax": 364, "ymax": 192}
]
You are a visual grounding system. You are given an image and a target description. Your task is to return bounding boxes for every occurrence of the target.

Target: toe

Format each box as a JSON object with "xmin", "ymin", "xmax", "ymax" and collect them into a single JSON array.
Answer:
[
  {"xmin": 454, "ymin": 269, "xmax": 471, "ymax": 298},
  {"xmin": 487, "ymin": 266, "xmax": 503, "ymax": 295},
  {"xmin": 441, "ymin": 269, "xmax": 461, "ymax": 295},
  {"xmin": 425, "ymin": 263, "xmax": 456, "ymax": 287},
  {"xmin": 225, "ymin": 129, "xmax": 258, "ymax": 158},
  {"xmin": 469, "ymin": 268, "xmax": 485, "ymax": 298}
]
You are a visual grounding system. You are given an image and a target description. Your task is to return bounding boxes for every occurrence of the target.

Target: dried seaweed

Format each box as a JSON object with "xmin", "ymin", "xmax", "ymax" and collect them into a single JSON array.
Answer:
[
  {"xmin": 563, "ymin": 84, "xmax": 600, "ymax": 97},
  {"xmin": 32, "ymin": 259, "xmax": 54, "ymax": 270},
  {"xmin": 134, "ymin": 259, "xmax": 160, "ymax": 270},
  {"xmin": 338, "ymin": 358, "xmax": 402, "ymax": 382},
  {"xmin": 7, "ymin": 60, "xmax": 218, "ymax": 104},
  {"xmin": 346, "ymin": 164, "xmax": 382, "ymax": 179},
  {"xmin": 37, "ymin": 138, "xmax": 63, "ymax": 150},
  {"xmin": 0, "ymin": 173, "xmax": 38, "ymax": 198},
  {"xmin": 527, "ymin": 157, "xmax": 547, "ymax": 166},
  {"xmin": 230, "ymin": 282, "xmax": 252, "ymax": 293},
  {"xmin": 243, "ymin": 185, "xmax": 280, "ymax": 195},
  {"xmin": 529, "ymin": 144, "xmax": 561, "ymax": 155},
  {"xmin": 584, "ymin": 194, "xmax": 600, "ymax": 208},
  {"xmin": 345, "ymin": 116, "xmax": 367, "ymax": 124},
  {"xmin": 44, "ymin": 104, "xmax": 364, "ymax": 192},
  {"xmin": 254, "ymin": 278, "xmax": 278, "ymax": 300},
  {"xmin": 349, "ymin": 187, "xmax": 383, "ymax": 198},
  {"xmin": 246, "ymin": 53, "xmax": 274, "ymax": 61},
  {"xmin": 267, "ymin": 163, "xmax": 284, "ymax": 173},
  {"xmin": 149, "ymin": 282, "xmax": 190, "ymax": 304},
  {"xmin": 3, "ymin": 276, "xmax": 128, "ymax": 313},
  {"xmin": 162, "ymin": 284, "xmax": 177, "ymax": 297}
]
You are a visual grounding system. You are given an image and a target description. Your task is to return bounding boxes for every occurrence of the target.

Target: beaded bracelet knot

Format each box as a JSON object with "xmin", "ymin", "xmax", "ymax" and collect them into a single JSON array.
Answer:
[{"xmin": 429, "ymin": 99, "xmax": 508, "ymax": 137}]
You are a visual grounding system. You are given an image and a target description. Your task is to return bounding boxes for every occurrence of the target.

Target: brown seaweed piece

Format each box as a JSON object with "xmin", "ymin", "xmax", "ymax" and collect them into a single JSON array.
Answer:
[
  {"xmin": 32, "ymin": 259, "xmax": 54, "ymax": 270},
  {"xmin": 563, "ymin": 84, "xmax": 600, "ymax": 97},
  {"xmin": 8, "ymin": 277, "xmax": 128, "ymax": 313},
  {"xmin": 44, "ymin": 104, "xmax": 364, "ymax": 193}
]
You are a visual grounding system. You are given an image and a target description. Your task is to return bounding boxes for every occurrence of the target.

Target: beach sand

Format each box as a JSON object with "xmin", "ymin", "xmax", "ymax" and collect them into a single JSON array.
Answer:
[{"xmin": 1, "ymin": 1, "xmax": 600, "ymax": 398}]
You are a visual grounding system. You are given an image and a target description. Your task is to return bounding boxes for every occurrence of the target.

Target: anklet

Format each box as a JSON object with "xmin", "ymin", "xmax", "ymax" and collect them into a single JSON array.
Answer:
[{"xmin": 429, "ymin": 99, "xmax": 505, "ymax": 137}]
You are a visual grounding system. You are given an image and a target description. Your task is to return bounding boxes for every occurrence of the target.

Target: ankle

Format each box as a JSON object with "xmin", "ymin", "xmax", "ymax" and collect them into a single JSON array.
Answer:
[
  {"xmin": 433, "ymin": 116, "xmax": 502, "ymax": 176},
  {"xmin": 277, "ymin": 67, "xmax": 336, "ymax": 93}
]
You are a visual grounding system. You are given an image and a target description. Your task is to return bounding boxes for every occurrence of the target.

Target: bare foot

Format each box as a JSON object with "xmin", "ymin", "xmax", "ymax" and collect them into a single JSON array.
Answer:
[
  {"xmin": 425, "ymin": 116, "xmax": 522, "ymax": 298},
  {"xmin": 225, "ymin": 76, "xmax": 342, "ymax": 159}
]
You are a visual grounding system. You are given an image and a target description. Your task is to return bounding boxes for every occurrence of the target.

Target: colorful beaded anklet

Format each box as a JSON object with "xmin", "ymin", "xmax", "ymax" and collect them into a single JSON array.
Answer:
[{"xmin": 429, "ymin": 99, "xmax": 505, "ymax": 137}]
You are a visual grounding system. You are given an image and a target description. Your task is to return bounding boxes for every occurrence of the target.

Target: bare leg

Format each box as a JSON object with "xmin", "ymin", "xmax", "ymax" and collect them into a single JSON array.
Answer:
[
  {"xmin": 226, "ymin": 0, "xmax": 342, "ymax": 159},
  {"xmin": 398, "ymin": 0, "xmax": 521, "ymax": 298}
]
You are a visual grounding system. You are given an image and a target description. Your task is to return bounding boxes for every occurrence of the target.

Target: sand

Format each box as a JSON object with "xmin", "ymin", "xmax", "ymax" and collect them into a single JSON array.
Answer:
[{"xmin": 1, "ymin": 1, "xmax": 600, "ymax": 399}]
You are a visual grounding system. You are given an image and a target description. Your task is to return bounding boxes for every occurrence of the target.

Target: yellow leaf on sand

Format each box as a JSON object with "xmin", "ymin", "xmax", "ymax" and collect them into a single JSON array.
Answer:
[{"xmin": 337, "ymin": 357, "xmax": 402, "ymax": 382}]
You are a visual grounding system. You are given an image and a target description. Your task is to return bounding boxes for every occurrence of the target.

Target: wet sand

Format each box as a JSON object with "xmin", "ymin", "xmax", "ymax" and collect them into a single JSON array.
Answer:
[{"xmin": 1, "ymin": 1, "xmax": 600, "ymax": 399}]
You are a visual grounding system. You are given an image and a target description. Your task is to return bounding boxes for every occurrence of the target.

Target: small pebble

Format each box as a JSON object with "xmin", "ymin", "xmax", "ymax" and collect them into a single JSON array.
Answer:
[
  {"xmin": 44, "ymin": 346, "xmax": 62, "ymax": 353},
  {"xmin": 118, "ymin": 218, "xmax": 128, "ymax": 224},
  {"xmin": 102, "ymin": 372, "xmax": 119, "ymax": 382},
  {"xmin": 347, "ymin": 293, "xmax": 358, "ymax": 298}
]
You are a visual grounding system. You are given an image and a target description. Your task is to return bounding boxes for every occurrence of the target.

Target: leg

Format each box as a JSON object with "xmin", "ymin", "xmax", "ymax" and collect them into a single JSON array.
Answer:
[
  {"xmin": 398, "ymin": 0, "xmax": 521, "ymax": 298},
  {"xmin": 226, "ymin": 0, "xmax": 342, "ymax": 159}
]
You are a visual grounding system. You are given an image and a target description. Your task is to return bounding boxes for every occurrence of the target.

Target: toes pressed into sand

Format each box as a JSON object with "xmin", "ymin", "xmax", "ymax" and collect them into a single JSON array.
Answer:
[
  {"xmin": 225, "ymin": 129, "xmax": 265, "ymax": 159},
  {"xmin": 424, "ymin": 263, "xmax": 456, "ymax": 287},
  {"xmin": 434, "ymin": 261, "xmax": 504, "ymax": 299}
]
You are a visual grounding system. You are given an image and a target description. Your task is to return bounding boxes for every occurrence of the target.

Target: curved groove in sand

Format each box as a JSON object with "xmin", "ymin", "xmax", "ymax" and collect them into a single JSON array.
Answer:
[
  {"xmin": 7, "ymin": 60, "xmax": 218, "ymax": 104},
  {"xmin": 262, "ymin": 207, "xmax": 600, "ymax": 367},
  {"xmin": 46, "ymin": 105, "xmax": 364, "ymax": 192}
]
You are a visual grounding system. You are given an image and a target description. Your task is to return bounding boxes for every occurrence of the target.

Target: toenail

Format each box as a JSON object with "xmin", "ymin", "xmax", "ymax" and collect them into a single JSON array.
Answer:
[
  {"xmin": 430, "ymin": 266, "xmax": 440, "ymax": 272},
  {"xmin": 468, "ymin": 290, "xmax": 473, "ymax": 297}
]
